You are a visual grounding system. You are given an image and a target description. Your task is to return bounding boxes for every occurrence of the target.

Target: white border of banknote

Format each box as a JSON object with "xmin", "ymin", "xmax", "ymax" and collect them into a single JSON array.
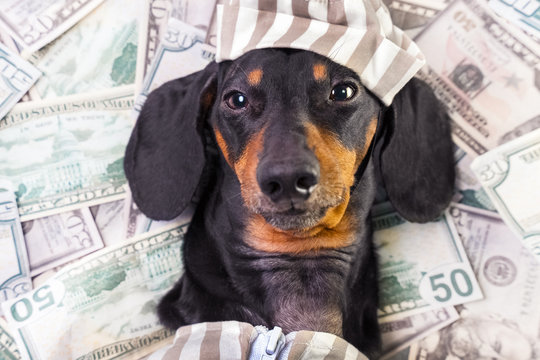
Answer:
[
  {"xmin": 470, "ymin": 131, "xmax": 540, "ymax": 246},
  {"xmin": 135, "ymin": 0, "xmax": 150, "ymax": 94},
  {"xmin": 0, "ymin": 42, "xmax": 41, "ymax": 119},
  {"xmin": 0, "ymin": 189, "xmax": 31, "ymax": 318},
  {"xmin": 134, "ymin": 18, "xmax": 209, "ymax": 114},
  {"xmin": 489, "ymin": 148, "xmax": 540, "ymax": 238},
  {"xmin": 0, "ymin": 216, "xmax": 28, "ymax": 286}
]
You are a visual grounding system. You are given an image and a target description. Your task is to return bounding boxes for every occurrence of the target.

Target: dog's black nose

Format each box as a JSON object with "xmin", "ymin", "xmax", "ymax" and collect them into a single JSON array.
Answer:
[{"xmin": 257, "ymin": 161, "xmax": 320, "ymax": 204}]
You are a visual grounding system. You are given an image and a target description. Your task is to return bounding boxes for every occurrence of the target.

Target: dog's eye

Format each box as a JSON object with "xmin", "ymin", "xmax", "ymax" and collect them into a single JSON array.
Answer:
[
  {"xmin": 226, "ymin": 92, "xmax": 248, "ymax": 109},
  {"xmin": 330, "ymin": 84, "xmax": 356, "ymax": 101}
]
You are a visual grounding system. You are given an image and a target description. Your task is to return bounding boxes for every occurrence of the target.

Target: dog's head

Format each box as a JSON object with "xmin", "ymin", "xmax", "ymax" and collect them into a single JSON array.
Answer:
[
  {"xmin": 212, "ymin": 49, "xmax": 381, "ymax": 229},
  {"xmin": 125, "ymin": 48, "xmax": 454, "ymax": 249}
]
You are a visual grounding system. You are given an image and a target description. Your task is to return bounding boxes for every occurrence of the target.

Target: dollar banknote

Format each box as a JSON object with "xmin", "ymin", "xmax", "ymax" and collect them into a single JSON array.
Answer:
[
  {"xmin": 134, "ymin": 18, "xmax": 215, "ymax": 114},
  {"xmin": 0, "ymin": 86, "xmax": 135, "ymax": 221},
  {"xmin": 205, "ymin": 4, "xmax": 219, "ymax": 47},
  {"xmin": 0, "ymin": 189, "xmax": 32, "ymax": 317},
  {"xmin": 0, "ymin": 42, "xmax": 41, "ymax": 119},
  {"xmin": 90, "ymin": 200, "xmax": 127, "ymax": 247},
  {"xmin": 453, "ymin": 147, "xmax": 496, "ymax": 211},
  {"xmin": 2, "ymin": 224, "xmax": 188, "ymax": 360},
  {"xmin": 379, "ymin": 307, "xmax": 458, "ymax": 360},
  {"xmin": 26, "ymin": 0, "xmax": 140, "ymax": 101},
  {"xmin": 0, "ymin": 31, "xmax": 21, "ymax": 54},
  {"xmin": 137, "ymin": 0, "xmax": 216, "ymax": 84},
  {"xmin": 0, "ymin": 0, "xmax": 105, "ymax": 56},
  {"xmin": 374, "ymin": 209, "xmax": 483, "ymax": 321},
  {"xmin": 0, "ymin": 317, "xmax": 21, "ymax": 360},
  {"xmin": 384, "ymin": 347, "xmax": 410, "ymax": 360},
  {"xmin": 22, "ymin": 208, "xmax": 104, "ymax": 277},
  {"xmin": 410, "ymin": 203, "xmax": 540, "ymax": 360},
  {"xmin": 414, "ymin": 0, "xmax": 540, "ymax": 156},
  {"xmin": 489, "ymin": 0, "xmax": 540, "ymax": 39},
  {"xmin": 124, "ymin": 192, "xmax": 194, "ymax": 239},
  {"xmin": 470, "ymin": 127, "xmax": 540, "ymax": 260},
  {"xmin": 383, "ymin": 0, "xmax": 450, "ymax": 38}
]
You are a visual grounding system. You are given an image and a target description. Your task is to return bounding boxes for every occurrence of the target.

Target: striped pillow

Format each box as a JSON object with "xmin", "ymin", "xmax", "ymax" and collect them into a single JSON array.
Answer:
[
  {"xmin": 146, "ymin": 321, "xmax": 368, "ymax": 360},
  {"xmin": 215, "ymin": 0, "xmax": 425, "ymax": 105}
]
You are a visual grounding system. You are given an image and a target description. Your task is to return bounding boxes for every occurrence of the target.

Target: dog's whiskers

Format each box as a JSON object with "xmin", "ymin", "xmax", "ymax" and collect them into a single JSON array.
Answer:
[{"xmin": 224, "ymin": 191, "xmax": 243, "ymax": 203}]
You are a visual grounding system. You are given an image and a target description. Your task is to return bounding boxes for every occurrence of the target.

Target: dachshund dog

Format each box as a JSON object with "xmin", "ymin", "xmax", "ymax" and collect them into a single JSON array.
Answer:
[{"xmin": 124, "ymin": 48, "xmax": 454, "ymax": 357}]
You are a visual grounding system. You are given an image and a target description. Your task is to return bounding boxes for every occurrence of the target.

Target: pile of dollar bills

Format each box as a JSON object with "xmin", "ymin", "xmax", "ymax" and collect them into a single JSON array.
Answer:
[{"xmin": 0, "ymin": 0, "xmax": 539, "ymax": 359}]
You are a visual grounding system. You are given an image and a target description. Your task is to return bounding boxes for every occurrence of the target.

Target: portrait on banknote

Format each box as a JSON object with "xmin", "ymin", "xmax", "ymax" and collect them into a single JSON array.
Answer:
[
  {"xmin": 415, "ymin": 313, "xmax": 540, "ymax": 360},
  {"xmin": 414, "ymin": 0, "xmax": 540, "ymax": 156},
  {"xmin": 449, "ymin": 61, "xmax": 489, "ymax": 99}
]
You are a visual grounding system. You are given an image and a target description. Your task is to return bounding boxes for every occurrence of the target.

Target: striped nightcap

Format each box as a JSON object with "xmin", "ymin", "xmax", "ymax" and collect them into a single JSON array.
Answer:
[{"xmin": 215, "ymin": 0, "xmax": 426, "ymax": 105}]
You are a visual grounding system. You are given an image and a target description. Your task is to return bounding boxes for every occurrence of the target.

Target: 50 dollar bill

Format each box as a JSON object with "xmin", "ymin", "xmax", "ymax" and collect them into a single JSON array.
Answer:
[
  {"xmin": 374, "ymin": 208, "xmax": 483, "ymax": 321},
  {"xmin": 2, "ymin": 224, "xmax": 188, "ymax": 360},
  {"xmin": 410, "ymin": 203, "xmax": 540, "ymax": 360}
]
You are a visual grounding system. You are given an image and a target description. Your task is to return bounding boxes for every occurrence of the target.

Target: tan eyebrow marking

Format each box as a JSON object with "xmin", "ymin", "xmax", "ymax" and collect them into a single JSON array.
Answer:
[
  {"xmin": 247, "ymin": 68, "xmax": 263, "ymax": 86},
  {"xmin": 313, "ymin": 63, "xmax": 328, "ymax": 81}
]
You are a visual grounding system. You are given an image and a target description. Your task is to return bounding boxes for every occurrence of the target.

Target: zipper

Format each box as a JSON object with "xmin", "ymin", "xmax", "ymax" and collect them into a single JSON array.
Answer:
[{"xmin": 249, "ymin": 325, "xmax": 286, "ymax": 360}]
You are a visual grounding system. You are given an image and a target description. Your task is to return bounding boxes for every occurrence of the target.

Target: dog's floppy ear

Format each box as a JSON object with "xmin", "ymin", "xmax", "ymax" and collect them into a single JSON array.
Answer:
[
  {"xmin": 378, "ymin": 77, "xmax": 455, "ymax": 223},
  {"xmin": 124, "ymin": 62, "xmax": 218, "ymax": 220}
]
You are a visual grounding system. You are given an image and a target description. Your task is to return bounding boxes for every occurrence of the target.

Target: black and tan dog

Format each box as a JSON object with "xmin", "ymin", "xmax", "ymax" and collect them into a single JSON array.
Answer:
[{"xmin": 124, "ymin": 48, "xmax": 454, "ymax": 357}]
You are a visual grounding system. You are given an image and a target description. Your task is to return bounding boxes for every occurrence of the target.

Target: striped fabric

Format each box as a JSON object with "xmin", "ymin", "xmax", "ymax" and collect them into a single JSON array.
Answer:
[
  {"xmin": 215, "ymin": 0, "xmax": 425, "ymax": 105},
  {"xmin": 146, "ymin": 321, "xmax": 368, "ymax": 360}
]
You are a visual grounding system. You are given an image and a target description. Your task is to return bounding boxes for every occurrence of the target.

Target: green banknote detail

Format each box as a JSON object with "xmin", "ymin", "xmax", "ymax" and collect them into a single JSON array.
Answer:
[
  {"xmin": 28, "ymin": 0, "xmax": 139, "ymax": 99},
  {"xmin": 2, "ymin": 224, "xmax": 188, "ymax": 360},
  {"xmin": 0, "ymin": 87, "xmax": 135, "ymax": 221},
  {"xmin": 374, "ymin": 208, "xmax": 483, "ymax": 320},
  {"xmin": 0, "ymin": 317, "xmax": 21, "ymax": 360}
]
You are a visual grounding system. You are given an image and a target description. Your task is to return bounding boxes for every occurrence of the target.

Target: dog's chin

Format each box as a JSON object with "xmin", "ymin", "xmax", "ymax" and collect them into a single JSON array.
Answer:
[{"xmin": 260, "ymin": 207, "xmax": 328, "ymax": 232}]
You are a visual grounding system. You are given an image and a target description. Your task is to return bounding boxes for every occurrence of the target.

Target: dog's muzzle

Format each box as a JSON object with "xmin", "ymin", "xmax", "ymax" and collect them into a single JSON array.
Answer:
[{"xmin": 256, "ymin": 156, "xmax": 320, "ymax": 208}]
